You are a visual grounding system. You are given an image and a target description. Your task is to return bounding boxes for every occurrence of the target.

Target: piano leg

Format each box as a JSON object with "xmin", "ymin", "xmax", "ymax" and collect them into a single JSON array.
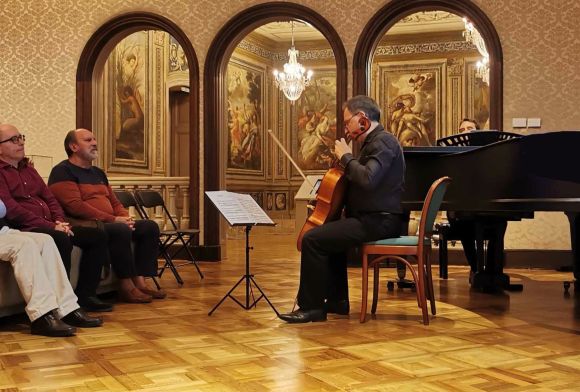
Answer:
[
  {"xmin": 565, "ymin": 212, "xmax": 579, "ymax": 290},
  {"xmin": 438, "ymin": 223, "xmax": 449, "ymax": 279},
  {"xmin": 471, "ymin": 219, "xmax": 522, "ymax": 292}
]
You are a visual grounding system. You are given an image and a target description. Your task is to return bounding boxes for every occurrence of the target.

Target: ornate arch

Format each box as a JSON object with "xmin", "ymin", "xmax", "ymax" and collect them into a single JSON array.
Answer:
[
  {"xmin": 204, "ymin": 2, "xmax": 348, "ymax": 250},
  {"xmin": 353, "ymin": 0, "xmax": 503, "ymax": 130},
  {"xmin": 76, "ymin": 12, "xmax": 200, "ymax": 237}
]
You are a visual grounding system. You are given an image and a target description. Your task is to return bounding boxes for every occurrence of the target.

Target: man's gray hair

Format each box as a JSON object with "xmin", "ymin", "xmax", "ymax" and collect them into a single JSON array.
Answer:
[{"xmin": 343, "ymin": 95, "xmax": 381, "ymax": 122}]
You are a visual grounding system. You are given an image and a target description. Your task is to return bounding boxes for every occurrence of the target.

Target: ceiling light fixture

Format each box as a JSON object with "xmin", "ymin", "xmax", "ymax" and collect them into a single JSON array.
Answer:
[
  {"xmin": 273, "ymin": 21, "xmax": 313, "ymax": 103},
  {"xmin": 463, "ymin": 18, "xmax": 490, "ymax": 84}
]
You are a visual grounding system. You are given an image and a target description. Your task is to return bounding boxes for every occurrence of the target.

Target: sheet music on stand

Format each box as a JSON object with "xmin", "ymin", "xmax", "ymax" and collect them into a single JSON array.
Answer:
[
  {"xmin": 206, "ymin": 190, "xmax": 279, "ymax": 316},
  {"xmin": 206, "ymin": 191, "xmax": 275, "ymax": 227}
]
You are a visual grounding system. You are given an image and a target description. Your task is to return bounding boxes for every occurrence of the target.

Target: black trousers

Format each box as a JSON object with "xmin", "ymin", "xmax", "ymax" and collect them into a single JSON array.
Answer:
[
  {"xmin": 31, "ymin": 226, "xmax": 108, "ymax": 300},
  {"xmin": 448, "ymin": 218, "xmax": 507, "ymax": 272},
  {"xmin": 103, "ymin": 219, "xmax": 159, "ymax": 279},
  {"xmin": 297, "ymin": 214, "xmax": 403, "ymax": 310}
]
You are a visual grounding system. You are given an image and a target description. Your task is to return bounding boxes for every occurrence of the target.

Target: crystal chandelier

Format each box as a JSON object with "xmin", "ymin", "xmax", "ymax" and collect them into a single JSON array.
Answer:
[
  {"xmin": 273, "ymin": 21, "xmax": 313, "ymax": 103},
  {"xmin": 463, "ymin": 18, "xmax": 490, "ymax": 84}
]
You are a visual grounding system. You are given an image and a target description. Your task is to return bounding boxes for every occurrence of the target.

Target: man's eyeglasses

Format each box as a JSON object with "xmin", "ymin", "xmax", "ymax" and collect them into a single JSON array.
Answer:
[
  {"xmin": 343, "ymin": 112, "xmax": 361, "ymax": 130},
  {"xmin": 0, "ymin": 134, "xmax": 25, "ymax": 144}
]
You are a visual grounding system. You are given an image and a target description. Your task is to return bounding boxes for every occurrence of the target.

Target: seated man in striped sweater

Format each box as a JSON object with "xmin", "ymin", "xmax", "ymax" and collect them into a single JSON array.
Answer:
[{"xmin": 48, "ymin": 129, "xmax": 165, "ymax": 303}]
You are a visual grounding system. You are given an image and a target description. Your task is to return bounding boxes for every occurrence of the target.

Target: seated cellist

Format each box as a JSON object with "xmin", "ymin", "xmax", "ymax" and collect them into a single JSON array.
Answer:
[{"xmin": 279, "ymin": 95, "xmax": 406, "ymax": 323}]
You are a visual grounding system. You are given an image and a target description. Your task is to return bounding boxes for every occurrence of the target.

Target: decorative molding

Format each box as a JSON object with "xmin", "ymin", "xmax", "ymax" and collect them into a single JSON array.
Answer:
[
  {"xmin": 275, "ymin": 48, "xmax": 335, "ymax": 61},
  {"xmin": 447, "ymin": 57, "xmax": 464, "ymax": 76},
  {"xmin": 237, "ymin": 39, "xmax": 274, "ymax": 59},
  {"xmin": 277, "ymin": 92, "xmax": 284, "ymax": 177},
  {"xmin": 109, "ymin": 176, "xmax": 189, "ymax": 186},
  {"xmin": 154, "ymin": 45, "xmax": 163, "ymax": 173},
  {"xmin": 375, "ymin": 41, "xmax": 476, "ymax": 56},
  {"xmin": 238, "ymin": 38, "xmax": 335, "ymax": 61},
  {"xmin": 451, "ymin": 76, "xmax": 460, "ymax": 134},
  {"xmin": 153, "ymin": 30, "xmax": 165, "ymax": 46},
  {"xmin": 398, "ymin": 11, "xmax": 456, "ymax": 24}
]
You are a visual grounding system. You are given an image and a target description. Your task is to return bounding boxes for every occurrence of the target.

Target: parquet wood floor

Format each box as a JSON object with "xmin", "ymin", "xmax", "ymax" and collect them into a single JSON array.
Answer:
[{"xmin": 1, "ymin": 226, "xmax": 580, "ymax": 391}]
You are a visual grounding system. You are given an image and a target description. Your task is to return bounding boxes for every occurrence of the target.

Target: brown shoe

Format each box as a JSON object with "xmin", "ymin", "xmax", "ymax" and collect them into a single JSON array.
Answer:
[
  {"xmin": 138, "ymin": 288, "xmax": 167, "ymax": 299},
  {"xmin": 118, "ymin": 288, "xmax": 153, "ymax": 303}
]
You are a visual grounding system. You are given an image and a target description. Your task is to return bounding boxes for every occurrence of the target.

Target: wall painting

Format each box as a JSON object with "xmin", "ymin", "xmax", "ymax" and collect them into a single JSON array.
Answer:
[
  {"xmin": 226, "ymin": 60, "xmax": 263, "ymax": 172},
  {"xmin": 292, "ymin": 71, "xmax": 337, "ymax": 173},
  {"xmin": 378, "ymin": 61, "xmax": 444, "ymax": 146}
]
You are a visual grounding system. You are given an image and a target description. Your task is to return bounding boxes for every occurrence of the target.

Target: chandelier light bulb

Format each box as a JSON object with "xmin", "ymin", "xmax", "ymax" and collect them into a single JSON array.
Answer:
[
  {"xmin": 463, "ymin": 17, "xmax": 490, "ymax": 84},
  {"xmin": 273, "ymin": 21, "xmax": 313, "ymax": 103}
]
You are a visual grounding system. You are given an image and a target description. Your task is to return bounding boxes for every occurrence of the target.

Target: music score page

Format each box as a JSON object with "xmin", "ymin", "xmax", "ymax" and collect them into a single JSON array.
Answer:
[{"xmin": 206, "ymin": 191, "xmax": 275, "ymax": 226}]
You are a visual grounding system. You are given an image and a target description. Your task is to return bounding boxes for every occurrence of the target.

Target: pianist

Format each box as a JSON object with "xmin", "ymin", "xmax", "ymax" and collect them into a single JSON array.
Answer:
[
  {"xmin": 448, "ymin": 118, "xmax": 507, "ymax": 283},
  {"xmin": 458, "ymin": 118, "xmax": 479, "ymax": 133}
]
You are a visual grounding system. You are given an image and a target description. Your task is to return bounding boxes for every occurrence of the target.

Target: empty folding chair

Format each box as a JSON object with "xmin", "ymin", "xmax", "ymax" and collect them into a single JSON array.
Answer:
[{"xmin": 134, "ymin": 189, "xmax": 203, "ymax": 284}]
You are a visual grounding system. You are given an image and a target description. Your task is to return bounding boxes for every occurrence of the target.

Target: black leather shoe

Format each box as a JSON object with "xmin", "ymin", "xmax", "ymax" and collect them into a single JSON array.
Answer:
[
  {"xmin": 279, "ymin": 309, "xmax": 327, "ymax": 323},
  {"xmin": 61, "ymin": 309, "xmax": 103, "ymax": 328},
  {"xmin": 31, "ymin": 312, "xmax": 76, "ymax": 337},
  {"xmin": 78, "ymin": 296, "xmax": 114, "ymax": 312},
  {"xmin": 325, "ymin": 300, "xmax": 350, "ymax": 315}
]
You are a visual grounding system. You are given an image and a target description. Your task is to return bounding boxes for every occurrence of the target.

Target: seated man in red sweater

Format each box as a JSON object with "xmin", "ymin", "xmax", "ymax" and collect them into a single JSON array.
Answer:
[
  {"xmin": 0, "ymin": 124, "xmax": 111, "ymax": 312},
  {"xmin": 48, "ymin": 128, "xmax": 164, "ymax": 302}
]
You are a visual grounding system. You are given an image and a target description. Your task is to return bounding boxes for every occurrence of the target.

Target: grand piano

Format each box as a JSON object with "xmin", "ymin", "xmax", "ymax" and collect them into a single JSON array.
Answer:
[{"xmin": 403, "ymin": 130, "xmax": 580, "ymax": 290}]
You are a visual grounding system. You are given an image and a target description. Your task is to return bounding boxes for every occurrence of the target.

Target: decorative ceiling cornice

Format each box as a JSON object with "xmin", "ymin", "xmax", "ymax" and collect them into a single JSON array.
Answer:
[
  {"xmin": 398, "ymin": 11, "xmax": 456, "ymax": 24},
  {"xmin": 238, "ymin": 38, "xmax": 476, "ymax": 62},
  {"xmin": 237, "ymin": 38, "xmax": 335, "ymax": 61},
  {"xmin": 375, "ymin": 41, "xmax": 476, "ymax": 56}
]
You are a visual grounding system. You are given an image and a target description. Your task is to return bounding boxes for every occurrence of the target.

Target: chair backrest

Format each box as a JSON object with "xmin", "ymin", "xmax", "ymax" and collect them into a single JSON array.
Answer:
[
  {"xmin": 113, "ymin": 190, "xmax": 138, "ymax": 208},
  {"xmin": 417, "ymin": 176, "xmax": 452, "ymax": 245},
  {"xmin": 134, "ymin": 190, "xmax": 165, "ymax": 209},
  {"xmin": 134, "ymin": 189, "xmax": 180, "ymax": 230},
  {"xmin": 114, "ymin": 190, "xmax": 146, "ymax": 219}
]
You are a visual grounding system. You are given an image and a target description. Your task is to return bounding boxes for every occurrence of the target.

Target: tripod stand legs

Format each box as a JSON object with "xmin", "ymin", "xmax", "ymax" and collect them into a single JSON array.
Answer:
[
  {"xmin": 208, "ymin": 225, "xmax": 279, "ymax": 317},
  {"xmin": 208, "ymin": 273, "xmax": 279, "ymax": 316}
]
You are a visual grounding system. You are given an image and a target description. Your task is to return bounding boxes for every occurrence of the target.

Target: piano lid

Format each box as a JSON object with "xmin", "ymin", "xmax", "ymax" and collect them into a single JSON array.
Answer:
[{"xmin": 402, "ymin": 131, "xmax": 580, "ymax": 212}]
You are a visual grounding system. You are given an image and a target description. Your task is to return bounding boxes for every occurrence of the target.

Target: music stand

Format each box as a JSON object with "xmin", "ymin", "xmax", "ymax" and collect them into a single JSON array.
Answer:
[{"xmin": 205, "ymin": 191, "xmax": 279, "ymax": 316}]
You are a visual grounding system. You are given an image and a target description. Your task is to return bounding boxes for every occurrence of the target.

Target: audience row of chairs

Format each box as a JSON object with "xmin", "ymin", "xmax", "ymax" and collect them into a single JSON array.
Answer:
[{"xmin": 113, "ymin": 189, "xmax": 203, "ymax": 285}]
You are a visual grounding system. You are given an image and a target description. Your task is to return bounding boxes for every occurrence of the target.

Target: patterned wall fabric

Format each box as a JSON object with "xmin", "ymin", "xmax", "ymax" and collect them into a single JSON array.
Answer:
[{"xmin": 0, "ymin": 0, "xmax": 578, "ymax": 249}]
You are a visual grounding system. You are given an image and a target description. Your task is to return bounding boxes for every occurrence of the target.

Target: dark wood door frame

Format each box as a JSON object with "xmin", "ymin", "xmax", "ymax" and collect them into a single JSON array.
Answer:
[
  {"xmin": 353, "ymin": 0, "xmax": 503, "ymax": 130},
  {"xmin": 203, "ymin": 2, "xmax": 348, "ymax": 253},
  {"xmin": 76, "ymin": 12, "xmax": 200, "ymax": 239}
]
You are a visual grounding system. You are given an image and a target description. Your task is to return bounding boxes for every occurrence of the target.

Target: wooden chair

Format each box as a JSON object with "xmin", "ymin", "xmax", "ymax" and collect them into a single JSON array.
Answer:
[{"xmin": 360, "ymin": 176, "xmax": 452, "ymax": 325}]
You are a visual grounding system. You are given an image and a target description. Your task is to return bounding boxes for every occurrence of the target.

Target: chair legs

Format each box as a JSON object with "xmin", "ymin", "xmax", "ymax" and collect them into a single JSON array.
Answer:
[
  {"xmin": 360, "ymin": 255, "xmax": 369, "ymax": 323},
  {"xmin": 415, "ymin": 255, "xmax": 430, "ymax": 325},
  {"xmin": 159, "ymin": 245, "xmax": 184, "ymax": 286},
  {"xmin": 158, "ymin": 234, "xmax": 204, "ymax": 284},
  {"xmin": 174, "ymin": 234, "xmax": 204, "ymax": 279},
  {"xmin": 371, "ymin": 264, "xmax": 379, "ymax": 316},
  {"xmin": 360, "ymin": 253, "xmax": 434, "ymax": 326},
  {"xmin": 424, "ymin": 251, "xmax": 436, "ymax": 316}
]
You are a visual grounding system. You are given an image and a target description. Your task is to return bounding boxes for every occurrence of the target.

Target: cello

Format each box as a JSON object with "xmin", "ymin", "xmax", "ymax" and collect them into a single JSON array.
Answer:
[
  {"xmin": 268, "ymin": 113, "xmax": 370, "ymax": 251},
  {"xmin": 295, "ymin": 162, "xmax": 346, "ymax": 251}
]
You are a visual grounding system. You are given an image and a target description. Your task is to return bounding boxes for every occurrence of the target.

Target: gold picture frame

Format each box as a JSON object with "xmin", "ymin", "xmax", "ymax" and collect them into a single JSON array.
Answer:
[{"xmin": 376, "ymin": 60, "xmax": 445, "ymax": 146}]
